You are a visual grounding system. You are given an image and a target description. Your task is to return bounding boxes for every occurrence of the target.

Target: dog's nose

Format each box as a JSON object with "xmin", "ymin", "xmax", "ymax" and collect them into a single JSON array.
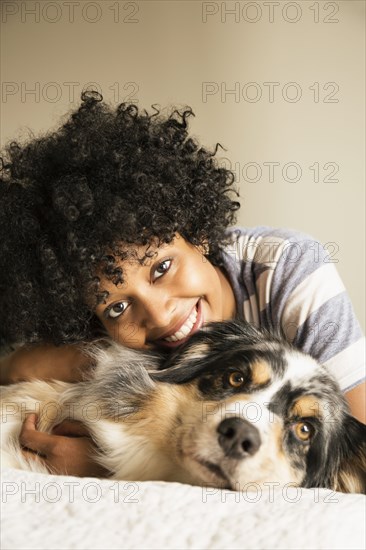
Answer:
[{"xmin": 217, "ymin": 417, "xmax": 261, "ymax": 459}]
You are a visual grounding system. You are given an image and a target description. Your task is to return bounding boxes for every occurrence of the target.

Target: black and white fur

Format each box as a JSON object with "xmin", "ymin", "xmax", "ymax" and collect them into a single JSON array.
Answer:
[{"xmin": 1, "ymin": 321, "xmax": 365, "ymax": 493}]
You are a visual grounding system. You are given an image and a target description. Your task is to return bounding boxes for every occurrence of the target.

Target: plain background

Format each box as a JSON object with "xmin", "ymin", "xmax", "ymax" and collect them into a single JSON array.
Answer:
[{"xmin": 1, "ymin": 0, "xmax": 365, "ymax": 331}]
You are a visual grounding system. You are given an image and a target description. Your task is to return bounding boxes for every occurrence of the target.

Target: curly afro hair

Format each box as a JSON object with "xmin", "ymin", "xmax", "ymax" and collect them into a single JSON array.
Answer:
[{"xmin": 0, "ymin": 91, "xmax": 240, "ymax": 346}]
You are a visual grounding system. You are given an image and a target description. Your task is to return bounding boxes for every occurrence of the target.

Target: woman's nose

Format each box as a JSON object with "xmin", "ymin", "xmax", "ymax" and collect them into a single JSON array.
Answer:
[{"xmin": 139, "ymin": 293, "xmax": 176, "ymax": 330}]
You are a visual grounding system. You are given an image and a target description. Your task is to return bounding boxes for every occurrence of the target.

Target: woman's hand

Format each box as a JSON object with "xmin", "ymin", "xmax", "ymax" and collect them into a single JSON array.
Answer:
[
  {"xmin": 0, "ymin": 344, "xmax": 92, "ymax": 385},
  {"xmin": 20, "ymin": 413, "xmax": 110, "ymax": 478}
]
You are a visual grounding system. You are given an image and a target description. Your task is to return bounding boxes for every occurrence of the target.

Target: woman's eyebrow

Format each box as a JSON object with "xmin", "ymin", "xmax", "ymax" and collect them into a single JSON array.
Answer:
[
  {"xmin": 94, "ymin": 289, "xmax": 128, "ymax": 310},
  {"xmin": 103, "ymin": 292, "xmax": 126, "ymax": 302}
]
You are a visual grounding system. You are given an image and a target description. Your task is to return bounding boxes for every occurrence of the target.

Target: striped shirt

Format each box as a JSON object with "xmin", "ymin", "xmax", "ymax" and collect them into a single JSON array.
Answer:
[{"xmin": 221, "ymin": 226, "xmax": 365, "ymax": 393}]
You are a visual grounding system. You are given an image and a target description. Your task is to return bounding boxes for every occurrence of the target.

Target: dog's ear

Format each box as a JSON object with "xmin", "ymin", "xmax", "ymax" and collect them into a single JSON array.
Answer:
[
  {"xmin": 150, "ymin": 320, "xmax": 274, "ymax": 384},
  {"xmin": 150, "ymin": 323, "xmax": 246, "ymax": 383},
  {"xmin": 334, "ymin": 416, "xmax": 366, "ymax": 494},
  {"xmin": 150, "ymin": 337, "xmax": 215, "ymax": 383}
]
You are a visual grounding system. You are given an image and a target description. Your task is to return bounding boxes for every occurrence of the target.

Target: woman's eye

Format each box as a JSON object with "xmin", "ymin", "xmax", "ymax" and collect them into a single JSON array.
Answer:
[
  {"xmin": 107, "ymin": 301, "xmax": 129, "ymax": 319},
  {"xmin": 153, "ymin": 259, "xmax": 172, "ymax": 280},
  {"xmin": 291, "ymin": 421, "xmax": 314, "ymax": 443}
]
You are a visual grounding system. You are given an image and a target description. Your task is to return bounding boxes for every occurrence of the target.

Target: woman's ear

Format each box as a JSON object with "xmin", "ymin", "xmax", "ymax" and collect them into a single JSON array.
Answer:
[{"xmin": 196, "ymin": 241, "xmax": 210, "ymax": 257}]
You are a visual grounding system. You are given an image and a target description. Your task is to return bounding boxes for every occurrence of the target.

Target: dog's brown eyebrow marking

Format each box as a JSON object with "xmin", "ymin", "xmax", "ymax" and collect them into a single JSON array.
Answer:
[
  {"xmin": 251, "ymin": 361, "xmax": 271, "ymax": 386},
  {"xmin": 290, "ymin": 395, "xmax": 322, "ymax": 418}
]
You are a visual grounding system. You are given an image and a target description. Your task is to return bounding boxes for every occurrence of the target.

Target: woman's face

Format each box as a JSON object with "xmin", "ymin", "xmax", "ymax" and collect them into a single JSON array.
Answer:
[{"xmin": 94, "ymin": 234, "xmax": 236, "ymax": 351}]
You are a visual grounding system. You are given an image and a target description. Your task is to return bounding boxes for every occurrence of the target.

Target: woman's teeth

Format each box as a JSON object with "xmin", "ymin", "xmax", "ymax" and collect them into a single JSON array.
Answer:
[{"xmin": 164, "ymin": 307, "xmax": 198, "ymax": 342}]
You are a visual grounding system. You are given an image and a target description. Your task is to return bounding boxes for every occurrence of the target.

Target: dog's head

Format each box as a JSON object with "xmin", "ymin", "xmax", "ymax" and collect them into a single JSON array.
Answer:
[{"xmin": 91, "ymin": 321, "xmax": 366, "ymax": 493}]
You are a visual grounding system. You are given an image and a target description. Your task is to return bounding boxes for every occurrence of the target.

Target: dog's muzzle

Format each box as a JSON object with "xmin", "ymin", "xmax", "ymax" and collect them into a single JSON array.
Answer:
[{"xmin": 217, "ymin": 417, "xmax": 261, "ymax": 459}]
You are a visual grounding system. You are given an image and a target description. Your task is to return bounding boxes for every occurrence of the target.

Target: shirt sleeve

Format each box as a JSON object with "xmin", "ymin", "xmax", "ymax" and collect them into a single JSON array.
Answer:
[{"xmin": 223, "ymin": 226, "xmax": 365, "ymax": 393}]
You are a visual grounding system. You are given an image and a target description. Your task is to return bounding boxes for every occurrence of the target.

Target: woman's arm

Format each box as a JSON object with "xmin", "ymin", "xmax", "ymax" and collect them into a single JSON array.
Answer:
[
  {"xmin": 0, "ymin": 343, "xmax": 91, "ymax": 385},
  {"xmin": 1, "ymin": 344, "xmax": 109, "ymax": 477},
  {"xmin": 345, "ymin": 382, "xmax": 366, "ymax": 424}
]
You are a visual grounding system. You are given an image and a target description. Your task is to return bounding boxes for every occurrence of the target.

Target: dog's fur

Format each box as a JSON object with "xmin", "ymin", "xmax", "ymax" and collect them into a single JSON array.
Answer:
[{"xmin": 1, "ymin": 321, "xmax": 365, "ymax": 493}]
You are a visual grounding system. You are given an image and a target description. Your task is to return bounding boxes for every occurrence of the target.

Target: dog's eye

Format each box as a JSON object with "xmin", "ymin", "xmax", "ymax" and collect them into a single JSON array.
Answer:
[
  {"xmin": 292, "ymin": 421, "xmax": 314, "ymax": 442},
  {"xmin": 228, "ymin": 371, "xmax": 245, "ymax": 388}
]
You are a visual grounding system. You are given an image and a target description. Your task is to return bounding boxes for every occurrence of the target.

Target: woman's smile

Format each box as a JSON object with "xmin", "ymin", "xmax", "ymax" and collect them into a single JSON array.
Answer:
[{"xmin": 151, "ymin": 298, "xmax": 204, "ymax": 349}]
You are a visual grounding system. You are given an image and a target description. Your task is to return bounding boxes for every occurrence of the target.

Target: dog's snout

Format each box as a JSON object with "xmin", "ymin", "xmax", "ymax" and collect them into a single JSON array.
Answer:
[{"xmin": 217, "ymin": 417, "xmax": 261, "ymax": 459}]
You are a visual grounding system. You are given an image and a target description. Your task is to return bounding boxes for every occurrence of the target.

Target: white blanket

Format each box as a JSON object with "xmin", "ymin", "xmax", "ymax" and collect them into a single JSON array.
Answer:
[{"xmin": 1, "ymin": 468, "xmax": 365, "ymax": 550}]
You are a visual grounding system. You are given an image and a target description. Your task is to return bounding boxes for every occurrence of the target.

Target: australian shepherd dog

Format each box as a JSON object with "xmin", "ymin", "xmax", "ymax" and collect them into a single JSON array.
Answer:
[{"xmin": 1, "ymin": 321, "xmax": 365, "ymax": 493}]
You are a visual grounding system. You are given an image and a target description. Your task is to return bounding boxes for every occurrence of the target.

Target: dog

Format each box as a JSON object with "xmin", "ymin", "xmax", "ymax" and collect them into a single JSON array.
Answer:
[{"xmin": 1, "ymin": 320, "xmax": 365, "ymax": 493}]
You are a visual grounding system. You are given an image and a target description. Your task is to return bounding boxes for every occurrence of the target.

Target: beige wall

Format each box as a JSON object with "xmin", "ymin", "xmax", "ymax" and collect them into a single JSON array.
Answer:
[{"xmin": 1, "ymin": 0, "xmax": 365, "ymax": 330}]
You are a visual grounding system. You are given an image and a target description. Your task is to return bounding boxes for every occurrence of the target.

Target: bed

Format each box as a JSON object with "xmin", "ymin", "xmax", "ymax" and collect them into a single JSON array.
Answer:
[{"xmin": 1, "ymin": 467, "xmax": 365, "ymax": 550}]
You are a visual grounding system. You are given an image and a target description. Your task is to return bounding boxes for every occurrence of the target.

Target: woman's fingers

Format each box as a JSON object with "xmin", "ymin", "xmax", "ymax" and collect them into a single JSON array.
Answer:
[
  {"xmin": 19, "ymin": 413, "xmax": 109, "ymax": 477},
  {"xmin": 19, "ymin": 413, "xmax": 51, "ymax": 455},
  {"xmin": 20, "ymin": 415, "xmax": 91, "ymax": 450},
  {"xmin": 52, "ymin": 420, "xmax": 91, "ymax": 437}
]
